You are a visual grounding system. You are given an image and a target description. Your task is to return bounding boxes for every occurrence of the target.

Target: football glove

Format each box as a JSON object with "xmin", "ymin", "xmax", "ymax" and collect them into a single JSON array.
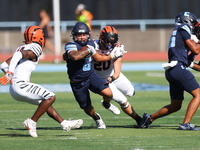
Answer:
[
  {"xmin": 0, "ymin": 71, "xmax": 13, "ymax": 85},
  {"xmin": 110, "ymin": 45, "xmax": 127, "ymax": 59},
  {"xmin": 87, "ymin": 45, "xmax": 96, "ymax": 55},
  {"xmin": 191, "ymin": 34, "xmax": 199, "ymax": 43}
]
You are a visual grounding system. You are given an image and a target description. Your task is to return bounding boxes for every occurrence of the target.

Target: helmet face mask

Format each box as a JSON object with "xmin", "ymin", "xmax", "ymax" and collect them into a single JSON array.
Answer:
[
  {"xmin": 175, "ymin": 11, "xmax": 198, "ymax": 28},
  {"xmin": 99, "ymin": 26, "xmax": 118, "ymax": 50},
  {"xmin": 193, "ymin": 22, "xmax": 200, "ymax": 39},
  {"xmin": 24, "ymin": 25, "xmax": 45, "ymax": 49},
  {"xmin": 71, "ymin": 22, "xmax": 90, "ymax": 46}
]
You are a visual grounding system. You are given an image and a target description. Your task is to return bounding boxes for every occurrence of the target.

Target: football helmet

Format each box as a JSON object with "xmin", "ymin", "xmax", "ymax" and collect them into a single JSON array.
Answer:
[
  {"xmin": 193, "ymin": 22, "xmax": 200, "ymax": 39},
  {"xmin": 175, "ymin": 11, "xmax": 198, "ymax": 28},
  {"xmin": 71, "ymin": 22, "xmax": 91, "ymax": 46},
  {"xmin": 99, "ymin": 26, "xmax": 118, "ymax": 50},
  {"xmin": 24, "ymin": 25, "xmax": 45, "ymax": 49}
]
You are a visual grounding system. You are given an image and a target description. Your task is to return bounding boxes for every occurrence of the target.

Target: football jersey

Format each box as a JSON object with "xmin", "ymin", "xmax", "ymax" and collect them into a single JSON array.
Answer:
[
  {"xmin": 12, "ymin": 43, "xmax": 42, "ymax": 82},
  {"xmin": 65, "ymin": 40, "xmax": 96, "ymax": 81},
  {"xmin": 92, "ymin": 40, "xmax": 118, "ymax": 79},
  {"xmin": 168, "ymin": 23, "xmax": 191, "ymax": 66}
]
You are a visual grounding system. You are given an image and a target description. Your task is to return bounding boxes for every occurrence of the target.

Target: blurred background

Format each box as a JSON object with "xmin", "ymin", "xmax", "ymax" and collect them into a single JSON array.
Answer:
[{"xmin": 0, "ymin": 0, "xmax": 199, "ymax": 62}]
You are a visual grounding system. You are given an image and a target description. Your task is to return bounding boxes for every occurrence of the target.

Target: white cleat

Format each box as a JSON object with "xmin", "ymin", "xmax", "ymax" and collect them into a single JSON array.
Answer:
[
  {"xmin": 23, "ymin": 118, "xmax": 38, "ymax": 137},
  {"xmin": 62, "ymin": 119, "xmax": 83, "ymax": 131},
  {"xmin": 95, "ymin": 113, "xmax": 106, "ymax": 129},
  {"xmin": 101, "ymin": 101, "xmax": 120, "ymax": 115}
]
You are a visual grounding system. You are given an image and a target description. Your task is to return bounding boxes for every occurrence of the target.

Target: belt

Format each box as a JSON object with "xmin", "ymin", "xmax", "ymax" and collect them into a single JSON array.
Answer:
[{"xmin": 70, "ymin": 80, "xmax": 83, "ymax": 83}]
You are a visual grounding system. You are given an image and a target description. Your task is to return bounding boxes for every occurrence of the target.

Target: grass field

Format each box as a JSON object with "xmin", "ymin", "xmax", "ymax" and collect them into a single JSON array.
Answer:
[{"xmin": 0, "ymin": 69, "xmax": 200, "ymax": 150}]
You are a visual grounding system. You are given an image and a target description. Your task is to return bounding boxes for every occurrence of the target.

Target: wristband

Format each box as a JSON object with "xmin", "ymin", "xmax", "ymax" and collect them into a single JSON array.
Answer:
[
  {"xmin": 0, "ymin": 61, "xmax": 9, "ymax": 73},
  {"xmin": 110, "ymin": 76, "xmax": 116, "ymax": 81},
  {"xmin": 189, "ymin": 62, "xmax": 194, "ymax": 68}
]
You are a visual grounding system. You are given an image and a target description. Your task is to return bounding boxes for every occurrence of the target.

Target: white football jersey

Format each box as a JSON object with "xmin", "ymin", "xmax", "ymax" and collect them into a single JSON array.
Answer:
[
  {"xmin": 92, "ymin": 40, "xmax": 135, "ymax": 103},
  {"xmin": 92, "ymin": 49, "xmax": 115, "ymax": 79},
  {"xmin": 12, "ymin": 43, "xmax": 42, "ymax": 82}
]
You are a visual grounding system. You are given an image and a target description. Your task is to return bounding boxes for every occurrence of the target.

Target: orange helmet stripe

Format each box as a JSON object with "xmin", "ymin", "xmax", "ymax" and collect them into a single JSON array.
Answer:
[{"xmin": 101, "ymin": 26, "xmax": 118, "ymax": 35}]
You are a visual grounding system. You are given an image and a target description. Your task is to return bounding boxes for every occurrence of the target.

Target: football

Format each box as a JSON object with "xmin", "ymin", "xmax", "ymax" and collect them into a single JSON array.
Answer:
[
  {"xmin": 79, "ymin": 46, "xmax": 93, "ymax": 58},
  {"xmin": 79, "ymin": 46, "xmax": 88, "ymax": 51}
]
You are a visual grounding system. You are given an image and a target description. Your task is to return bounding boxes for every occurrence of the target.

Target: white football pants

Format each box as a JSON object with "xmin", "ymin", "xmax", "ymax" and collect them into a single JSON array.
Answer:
[{"xmin": 10, "ymin": 80, "xmax": 55, "ymax": 105}]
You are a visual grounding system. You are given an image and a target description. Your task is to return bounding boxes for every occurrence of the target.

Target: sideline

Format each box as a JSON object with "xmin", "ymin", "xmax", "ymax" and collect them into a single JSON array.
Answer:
[
  {"xmin": 34, "ymin": 62, "xmax": 165, "ymax": 72},
  {"xmin": 0, "ymin": 62, "xmax": 169, "ymax": 93},
  {"xmin": 0, "ymin": 82, "xmax": 168, "ymax": 93}
]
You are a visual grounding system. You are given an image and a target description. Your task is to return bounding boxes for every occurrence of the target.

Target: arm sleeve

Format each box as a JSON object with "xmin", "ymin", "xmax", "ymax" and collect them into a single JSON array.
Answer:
[
  {"xmin": 180, "ymin": 29, "xmax": 190, "ymax": 41},
  {"xmin": 0, "ymin": 61, "xmax": 9, "ymax": 73},
  {"xmin": 8, "ymin": 52, "xmax": 23, "ymax": 73}
]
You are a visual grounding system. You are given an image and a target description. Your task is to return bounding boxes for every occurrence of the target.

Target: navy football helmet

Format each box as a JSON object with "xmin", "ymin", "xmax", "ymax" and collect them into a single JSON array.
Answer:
[
  {"xmin": 71, "ymin": 22, "xmax": 91, "ymax": 46},
  {"xmin": 99, "ymin": 26, "xmax": 119, "ymax": 50},
  {"xmin": 175, "ymin": 11, "xmax": 198, "ymax": 28}
]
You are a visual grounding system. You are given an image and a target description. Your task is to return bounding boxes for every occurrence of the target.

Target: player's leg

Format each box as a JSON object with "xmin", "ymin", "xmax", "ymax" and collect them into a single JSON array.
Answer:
[
  {"xmin": 183, "ymin": 88, "xmax": 200, "ymax": 123},
  {"xmin": 108, "ymin": 80, "xmax": 142, "ymax": 125},
  {"xmin": 113, "ymin": 72, "xmax": 135, "ymax": 97},
  {"xmin": 70, "ymin": 80, "xmax": 106, "ymax": 129},
  {"xmin": 46, "ymin": 105, "xmax": 83, "ymax": 131}
]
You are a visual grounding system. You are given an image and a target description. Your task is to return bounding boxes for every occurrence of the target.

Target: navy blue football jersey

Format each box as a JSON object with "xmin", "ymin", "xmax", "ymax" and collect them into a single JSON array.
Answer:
[
  {"xmin": 65, "ymin": 40, "xmax": 96, "ymax": 81},
  {"xmin": 168, "ymin": 23, "xmax": 192, "ymax": 66}
]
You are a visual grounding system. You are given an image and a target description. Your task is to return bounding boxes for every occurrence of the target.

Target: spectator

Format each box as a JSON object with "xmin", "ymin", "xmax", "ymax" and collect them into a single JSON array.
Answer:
[
  {"xmin": 75, "ymin": 4, "xmax": 93, "ymax": 31},
  {"xmin": 39, "ymin": 9, "xmax": 56, "ymax": 60}
]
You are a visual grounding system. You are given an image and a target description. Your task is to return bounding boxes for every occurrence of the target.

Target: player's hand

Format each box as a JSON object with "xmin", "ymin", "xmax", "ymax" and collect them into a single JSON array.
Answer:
[
  {"xmin": 87, "ymin": 45, "xmax": 96, "ymax": 55},
  {"xmin": 62, "ymin": 52, "xmax": 68, "ymax": 61},
  {"xmin": 0, "ymin": 71, "xmax": 13, "ymax": 85},
  {"xmin": 110, "ymin": 44, "xmax": 127, "ymax": 59},
  {"xmin": 191, "ymin": 34, "xmax": 199, "ymax": 43}
]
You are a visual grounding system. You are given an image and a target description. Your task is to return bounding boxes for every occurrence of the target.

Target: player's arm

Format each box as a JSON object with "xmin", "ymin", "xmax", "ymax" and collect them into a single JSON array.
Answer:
[
  {"xmin": 88, "ymin": 45, "xmax": 126, "ymax": 62},
  {"xmin": 186, "ymin": 39, "xmax": 200, "ymax": 54},
  {"xmin": 107, "ymin": 58, "xmax": 122, "ymax": 83},
  {"xmin": 0, "ymin": 57, "xmax": 12, "ymax": 74},
  {"xmin": 68, "ymin": 49, "xmax": 91, "ymax": 61},
  {"xmin": 21, "ymin": 50, "xmax": 37, "ymax": 61},
  {"xmin": 190, "ymin": 61, "xmax": 200, "ymax": 71},
  {"xmin": 92, "ymin": 51, "xmax": 112, "ymax": 62},
  {"xmin": 182, "ymin": 28, "xmax": 200, "ymax": 54},
  {"xmin": 68, "ymin": 48, "xmax": 111, "ymax": 61}
]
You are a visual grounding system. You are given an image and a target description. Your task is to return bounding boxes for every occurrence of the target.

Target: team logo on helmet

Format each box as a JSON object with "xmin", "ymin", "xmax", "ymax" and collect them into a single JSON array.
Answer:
[
  {"xmin": 175, "ymin": 11, "xmax": 198, "ymax": 28},
  {"xmin": 24, "ymin": 25, "xmax": 45, "ymax": 49}
]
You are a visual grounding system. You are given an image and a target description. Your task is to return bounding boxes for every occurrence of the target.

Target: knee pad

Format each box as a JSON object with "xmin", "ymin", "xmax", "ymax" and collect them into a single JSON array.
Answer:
[{"xmin": 121, "ymin": 101, "xmax": 129, "ymax": 109}]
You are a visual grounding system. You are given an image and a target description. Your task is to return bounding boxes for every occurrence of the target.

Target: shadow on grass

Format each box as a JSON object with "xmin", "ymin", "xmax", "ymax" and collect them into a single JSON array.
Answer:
[
  {"xmin": 0, "ymin": 133, "xmax": 30, "ymax": 137},
  {"xmin": 4, "ymin": 124, "xmax": 191, "ymax": 133}
]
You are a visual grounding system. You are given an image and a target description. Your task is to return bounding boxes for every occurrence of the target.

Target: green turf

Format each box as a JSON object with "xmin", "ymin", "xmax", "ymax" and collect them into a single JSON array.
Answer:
[{"xmin": 0, "ymin": 70, "xmax": 200, "ymax": 150}]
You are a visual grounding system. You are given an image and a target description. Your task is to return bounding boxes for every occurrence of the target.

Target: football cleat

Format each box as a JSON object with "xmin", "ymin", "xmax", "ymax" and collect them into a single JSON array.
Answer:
[
  {"xmin": 178, "ymin": 122, "xmax": 200, "ymax": 131},
  {"xmin": 95, "ymin": 113, "xmax": 106, "ymax": 129},
  {"xmin": 23, "ymin": 118, "xmax": 38, "ymax": 137},
  {"xmin": 101, "ymin": 100, "xmax": 120, "ymax": 115},
  {"xmin": 140, "ymin": 113, "xmax": 152, "ymax": 128},
  {"xmin": 62, "ymin": 119, "xmax": 83, "ymax": 131}
]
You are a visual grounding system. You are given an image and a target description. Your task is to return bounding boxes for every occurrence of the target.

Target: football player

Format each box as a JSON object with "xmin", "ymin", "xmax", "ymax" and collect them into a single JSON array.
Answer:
[
  {"xmin": 0, "ymin": 26, "xmax": 83, "ymax": 137},
  {"xmin": 63, "ymin": 22, "xmax": 126, "ymax": 129},
  {"xmin": 140, "ymin": 12, "xmax": 200, "ymax": 130},
  {"xmin": 92, "ymin": 26, "xmax": 142, "ymax": 126}
]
